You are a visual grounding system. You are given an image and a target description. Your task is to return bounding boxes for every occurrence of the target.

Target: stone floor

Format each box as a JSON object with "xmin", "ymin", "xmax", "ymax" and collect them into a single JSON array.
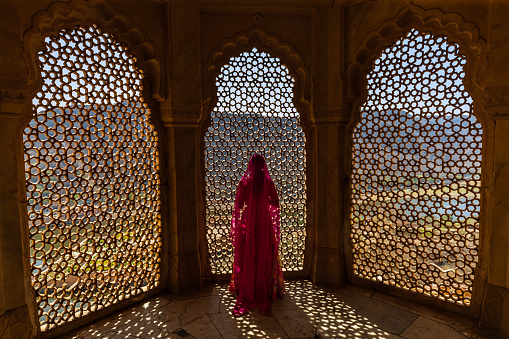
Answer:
[{"xmin": 59, "ymin": 280, "xmax": 495, "ymax": 338}]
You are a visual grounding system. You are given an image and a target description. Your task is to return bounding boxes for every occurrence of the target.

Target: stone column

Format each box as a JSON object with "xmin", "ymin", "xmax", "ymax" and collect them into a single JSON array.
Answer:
[
  {"xmin": 310, "ymin": 4, "xmax": 348, "ymax": 286},
  {"xmin": 312, "ymin": 112, "xmax": 347, "ymax": 285},
  {"xmin": 0, "ymin": 87, "xmax": 34, "ymax": 337},
  {"xmin": 479, "ymin": 2, "xmax": 509, "ymax": 334},
  {"xmin": 161, "ymin": 103, "xmax": 203, "ymax": 294},
  {"xmin": 161, "ymin": 2, "xmax": 203, "ymax": 294},
  {"xmin": 480, "ymin": 85, "xmax": 509, "ymax": 336},
  {"xmin": 0, "ymin": 0, "xmax": 36, "ymax": 337}
]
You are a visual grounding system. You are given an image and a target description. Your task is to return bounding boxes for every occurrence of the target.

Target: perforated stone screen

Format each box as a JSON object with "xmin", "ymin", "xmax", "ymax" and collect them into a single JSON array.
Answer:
[
  {"xmin": 351, "ymin": 29, "xmax": 482, "ymax": 306},
  {"xmin": 205, "ymin": 47, "xmax": 307, "ymax": 274},
  {"xmin": 24, "ymin": 25, "xmax": 161, "ymax": 330}
]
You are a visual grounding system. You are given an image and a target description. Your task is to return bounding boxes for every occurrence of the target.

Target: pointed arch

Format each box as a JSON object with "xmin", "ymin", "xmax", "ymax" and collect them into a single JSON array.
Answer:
[
  {"xmin": 201, "ymin": 26, "xmax": 312, "ymax": 130},
  {"xmin": 198, "ymin": 26, "xmax": 315, "ymax": 280},
  {"xmin": 348, "ymin": 5, "xmax": 486, "ymax": 123},
  {"xmin": 21, "ymin": 3, "xmax": 166, "ymax": 336},
  {"xmin": 23, "ymin": 0, "xmax": 163, "ymax": 118},
  {"xmin": 345, "ymin": 5, "xmax": 492, "ymax": 317}
]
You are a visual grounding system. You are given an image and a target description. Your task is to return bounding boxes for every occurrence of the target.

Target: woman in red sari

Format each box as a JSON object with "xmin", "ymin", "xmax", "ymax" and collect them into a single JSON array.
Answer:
[{"xmin": 229, "ymin": 154, "xmax": 285, "ymax": 316}]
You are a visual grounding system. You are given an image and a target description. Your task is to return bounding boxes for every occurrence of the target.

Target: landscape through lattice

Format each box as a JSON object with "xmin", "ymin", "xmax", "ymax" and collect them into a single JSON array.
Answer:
[
  {"xmin": 351, "ymin": 29, "xmax": 482, "ymax": 306},
  {"xmin": 24, "ymin": 25, "xmax": 161, "ymax": 330},
  {"xmin": 205, "ymin": 48, "xmax": 307, "ymax": 274}
]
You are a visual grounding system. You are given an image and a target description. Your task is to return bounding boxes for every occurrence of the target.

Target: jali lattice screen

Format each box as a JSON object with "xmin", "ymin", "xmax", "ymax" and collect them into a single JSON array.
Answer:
[
  {"xmin": 351, "ymin": 29, "xmax": 482, "ymax": 306},
  {"xmin": 205, "ymin": 47, "xmax": 307, "ymax": 274},
  {"xmin": 24, "ymin": 25, "xmax": 161, "ymax": 330}
]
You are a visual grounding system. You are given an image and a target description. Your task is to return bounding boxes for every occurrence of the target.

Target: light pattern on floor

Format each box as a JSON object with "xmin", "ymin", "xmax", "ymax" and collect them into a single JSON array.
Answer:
[{"xmin": 60, "ymin": 280, "xmax": 485, "ymax": 338}]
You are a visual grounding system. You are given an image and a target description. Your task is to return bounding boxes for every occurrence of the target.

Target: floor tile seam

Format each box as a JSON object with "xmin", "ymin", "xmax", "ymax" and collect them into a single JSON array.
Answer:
[
  {"xmin": 168, "ymin": 294, "xmax": 217, "ymax": 303},
  {"xmin": 395, "ymin": 303, "xmax": 474, "ymax": 331},
  {"xmin": 416, "ymin": 314, "xmax": 472, "ymax": 337},
  {"xmin": 335, "ymin": 320, "xmax": 358, "ymax": 337},
  {"xmin": 365, "ymin": 292, "xmax": 421, "ymax": 319},
  {"xmin": 460, "ymin": 326, "xmax": 493, "ymax": 338},
  {"xmin": 177, "ymin": 297, "xmax": 200, "ymax": 328},
  {"xmin": 340, "ymin": 309, "xmax": 416, "ymax": 336},
  {"xmin": 397, "ymin": 315, "xmax": 420, "ymax": 337},
  {"xmin": 398, "ymin": 315, "xmax": 469, "ymax": 338},
  {"xmin": 150, "ymin": 298, "xmax": 174, "ymax": 309},
  {"xmin": 369, "ymin": 291, "xmax": 477, "ymax": 330},
  {"xmin": 271, "ymin": 308, "xmax": 296, "ymax": 338},
  {"xmin": 428, "ymin": 316, "xmax": 476, "ymax": 332},
  {"xmin": 177, "ymin": 300, "xmax": 221, "ymax": 328},
  {"xmin": 205, "ymin": 313, "xmax": 225, "ymax": 339}
]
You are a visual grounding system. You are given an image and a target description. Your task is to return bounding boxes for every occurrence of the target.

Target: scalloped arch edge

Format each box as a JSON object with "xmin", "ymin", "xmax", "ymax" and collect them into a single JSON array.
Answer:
[{"xmin": 24, "ymin": 0, "xmax": 162, "ymax": 102}]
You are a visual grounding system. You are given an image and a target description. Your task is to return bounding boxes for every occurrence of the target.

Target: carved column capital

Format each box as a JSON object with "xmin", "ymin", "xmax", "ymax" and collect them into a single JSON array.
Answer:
[
  {"xmin": 313, "ymin": 108, "xmax": 348, "ymax": 125},
  {"xmin": 485, "ymin": 86, "xmax": 509, "ymax": 119},
  {"xmin": 0, "ymin": 87, "xmax": 28, "ymax": 117},
  {"xmin": 159, "ymin": 100, "xmax": 202, "ymax": 128}
]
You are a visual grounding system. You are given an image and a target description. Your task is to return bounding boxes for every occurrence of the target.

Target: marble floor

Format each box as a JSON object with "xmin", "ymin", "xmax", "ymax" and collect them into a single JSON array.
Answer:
[{"xmin": 59, "ymin": 280, "xmax": 495, "ymax": 339}]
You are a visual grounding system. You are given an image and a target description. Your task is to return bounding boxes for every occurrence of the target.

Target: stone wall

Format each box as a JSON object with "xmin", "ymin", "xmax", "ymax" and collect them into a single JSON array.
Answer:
[{"xmin": 0, "ymin": 0, "xmax": 507, "ymax": 337}]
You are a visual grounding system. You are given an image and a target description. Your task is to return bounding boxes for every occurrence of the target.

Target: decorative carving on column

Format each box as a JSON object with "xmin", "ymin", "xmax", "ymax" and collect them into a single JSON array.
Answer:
[
  {"xmin": 313, "ymin": 108, "xmax": 348, "ymax": 125},
  {"xmin": 159, "ymin": 100, "xmax": 202, "ymax": 127}
]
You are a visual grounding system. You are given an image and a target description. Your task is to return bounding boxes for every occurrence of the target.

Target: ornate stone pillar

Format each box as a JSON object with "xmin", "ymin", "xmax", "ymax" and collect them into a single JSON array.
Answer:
[{"xmin": 163, "ymin": 0, "xmax": 203, "ymax": 294}]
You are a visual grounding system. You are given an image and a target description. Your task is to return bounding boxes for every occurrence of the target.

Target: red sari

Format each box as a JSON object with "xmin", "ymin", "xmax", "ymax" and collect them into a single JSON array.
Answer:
[{"xmin": 229, "ymin": 154, "xmax": 285, "ymax": 316}]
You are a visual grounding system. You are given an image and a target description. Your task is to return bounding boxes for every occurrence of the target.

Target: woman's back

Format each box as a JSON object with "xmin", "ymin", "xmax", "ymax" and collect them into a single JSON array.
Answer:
[{"xmin": 229, "ymin": 154, "xmax": 284, "ymax": 316}]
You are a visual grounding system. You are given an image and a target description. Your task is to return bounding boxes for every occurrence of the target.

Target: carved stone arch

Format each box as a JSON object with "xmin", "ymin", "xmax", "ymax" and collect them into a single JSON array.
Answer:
[
  {"xmin": 198, "ymin": 26, "xmax": 315, "ymax": 279},
  {"xmin": 345, "ymin": 5, "xmax": 492, "ymax": 316},
  {"xmin": 348, "ymin": 5, "xmax": 487, "ymax": 127},
  {"xmin": 201, "ymin": 26, "xmax": 313, "ymax": 133},
  {"xmin": 23, "ymin": 0, "xmax": 163, "ymax": 123},
  {"xmin": 21, "ymin": 2, "xmax": 166, "ymax": 335}
]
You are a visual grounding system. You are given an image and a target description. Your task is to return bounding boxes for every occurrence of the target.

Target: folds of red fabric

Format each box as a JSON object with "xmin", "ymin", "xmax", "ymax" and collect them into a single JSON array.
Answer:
[{"xmin": 229, "ymin": 154, "xmax": 284, "ymax": 316}]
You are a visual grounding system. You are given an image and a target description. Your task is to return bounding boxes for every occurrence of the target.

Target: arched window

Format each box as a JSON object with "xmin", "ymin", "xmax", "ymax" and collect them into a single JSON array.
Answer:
[
  {"xmin": 24, "ymin": 25, "xmax": 161, "ymax": 330},
  {"xmin": 205, "ymin": 47, "xmax": 307, "ymax": 275},
  {"xmin": 351, "ymin": 29, "xmax": 482, "ymax": 306}
]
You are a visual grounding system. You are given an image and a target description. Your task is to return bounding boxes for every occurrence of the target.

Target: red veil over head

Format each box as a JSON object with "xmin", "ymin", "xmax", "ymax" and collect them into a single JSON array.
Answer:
[{"xmin": 229, "ymin": 154, "xmax": 284, "ymax": 316}]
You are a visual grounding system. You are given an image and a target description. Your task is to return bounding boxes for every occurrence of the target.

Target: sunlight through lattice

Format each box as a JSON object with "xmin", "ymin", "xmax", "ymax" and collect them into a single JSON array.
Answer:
[
  {"xmin": 24, "ymin": 25, "xmax": 161, "ymax": 330},
  {"xmin": 351, "ymin": 29, "xmax": 482, "ymax": 306},
  {"xmin": 205, "ymin": 48, "xmax": 307, "ymax": 274}
]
